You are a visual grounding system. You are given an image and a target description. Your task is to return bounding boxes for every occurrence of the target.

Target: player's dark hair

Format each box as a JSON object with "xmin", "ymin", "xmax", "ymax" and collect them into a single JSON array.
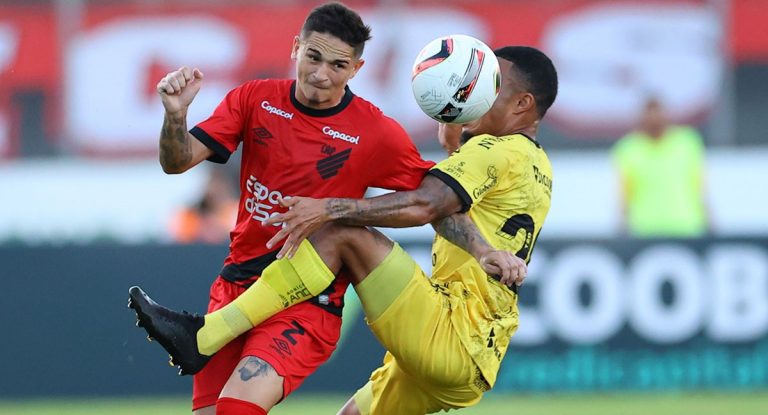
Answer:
[
  {"xmin": 494, "ymin": 46, "xmax": 558, "ymax": 118},
  {"xmin": 300, "ymin": 2, "xmax": 372, "ymax": 58}
]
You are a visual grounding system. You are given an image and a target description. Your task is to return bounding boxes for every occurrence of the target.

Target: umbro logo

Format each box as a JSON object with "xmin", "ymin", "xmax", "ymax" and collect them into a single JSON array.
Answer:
[
  {"xmin": 271, "ymin": 338, "xmax": 292, "ymax": 357},
  {"xmin": 269, "ymin": 321, "xmax": 306, "ymax": 358},
  {"xmin": 252, "ymin": 127, "xmax": 273, "ymax": 146},
  {"xmin": 317, "ymin": 148, "xmax": 351, "ymax": 179}
]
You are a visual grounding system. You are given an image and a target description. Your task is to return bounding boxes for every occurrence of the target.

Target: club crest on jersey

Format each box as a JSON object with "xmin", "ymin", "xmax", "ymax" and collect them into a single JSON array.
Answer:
[{"xmin": 317, "ymin": 148, "xmax": 351, "ymax": 179}]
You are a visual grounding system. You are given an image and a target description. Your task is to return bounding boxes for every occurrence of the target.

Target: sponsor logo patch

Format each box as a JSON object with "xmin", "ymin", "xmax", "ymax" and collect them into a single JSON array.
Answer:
[
  {"xmin": 322, "ymin": 126, "xmax": 359, "ymax": 144},
  {"xmin": 261, "ymin": 100, "xmax": 294, "ymax": 119}
]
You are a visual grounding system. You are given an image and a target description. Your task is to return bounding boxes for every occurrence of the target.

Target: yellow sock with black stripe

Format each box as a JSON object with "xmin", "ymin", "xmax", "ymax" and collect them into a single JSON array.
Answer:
[{"xmin": 196, "ymin": 240, "xmax": 335, "ymax": 355}]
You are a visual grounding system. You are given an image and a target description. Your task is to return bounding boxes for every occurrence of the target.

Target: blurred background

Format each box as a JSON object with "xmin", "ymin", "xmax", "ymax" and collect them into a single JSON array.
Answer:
[{"xmin": 1, "ymin": 0, "xmax": 766, "ymax": 413}]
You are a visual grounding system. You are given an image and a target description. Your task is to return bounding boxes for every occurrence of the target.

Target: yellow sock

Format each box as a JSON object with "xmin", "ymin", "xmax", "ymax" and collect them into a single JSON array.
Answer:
[
  {"xmin": 197, "ymin": 301, "xmax": 264, "ymax": 356},
  {"xmin": 196, "ymin": 240, "xmax": 335, "ymax": 355}
]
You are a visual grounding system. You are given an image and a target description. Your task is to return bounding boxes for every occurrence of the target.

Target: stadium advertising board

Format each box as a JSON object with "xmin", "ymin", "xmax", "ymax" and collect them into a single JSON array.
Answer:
[
  {"xmin": 0, "ymin": 238, "xmax": 765, "ymax": 396},
  {"xmin": 495, "ymin": 238, "xmax": 768, "ymax": 392},
  {"xmin": 1, "ymin": 0, "xmax": 766, "ymax": 157}
]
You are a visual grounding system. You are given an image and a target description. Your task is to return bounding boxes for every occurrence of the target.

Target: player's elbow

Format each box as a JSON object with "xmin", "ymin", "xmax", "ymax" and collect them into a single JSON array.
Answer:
[
  {"xmin": 160, "ymin": 161, "xmax": 190, "ymax": 175},
  {"xmin": 161, "ymin": 165, "xmax": 183, "ymax": 175},
  {"xmin": 409, "ymin": 195, "xmax": 442, "ymax": 225}
]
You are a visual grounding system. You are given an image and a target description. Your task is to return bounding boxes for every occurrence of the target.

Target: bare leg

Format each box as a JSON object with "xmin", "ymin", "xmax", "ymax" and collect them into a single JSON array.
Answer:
[
  {"xmin": 218, "ymin": 356, "xmax": 283, "ymax": 411},
  {"xmin": 206, "ymin": 226, "xmax": 387, "ymax": 414},
  {"xmin": 308, "ymin": 224, "xmax": 394, "ymax": 286},
  {"xmin": 337, "ymin": 397, "xmax": 361, "ymax": 415}
]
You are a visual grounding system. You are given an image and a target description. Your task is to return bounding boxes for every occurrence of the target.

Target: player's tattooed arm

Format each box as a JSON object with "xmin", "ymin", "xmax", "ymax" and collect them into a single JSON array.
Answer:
[
  {"xmin": 264, "ymin": 174, "xmax": 463, "ymax": 257},
  {"xmin": 159, "ymin": 112, "xmax": 193, "ymax": 173},
  {"xmin": 327, "ymin": 175, "xmax": 463, "ymax": 227},
  {"xmin": 158, "ymin": 114, "xmax": 213, "ymax": 174},
  {"xmin": 431, "ymin": 213, "xmax": 493, "ymax": 260},
  {"xmin": 433, "ymin": 213, "xmax": 527, "ymax": 287},
  {"xmin": 156, "ymin": 66, "xmax": 212, "ymax": 173}
]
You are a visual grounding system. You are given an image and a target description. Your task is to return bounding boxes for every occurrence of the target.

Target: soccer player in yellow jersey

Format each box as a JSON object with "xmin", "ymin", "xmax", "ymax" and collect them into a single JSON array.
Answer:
[{"xmin": 131, "ymin": 46, "xmax": 557, "ymax": 414}]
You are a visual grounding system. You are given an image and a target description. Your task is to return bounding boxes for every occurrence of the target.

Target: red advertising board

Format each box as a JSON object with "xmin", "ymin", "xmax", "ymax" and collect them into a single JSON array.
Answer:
[{"xmin": 0, "ymin": 0, "xmax": 766, "ymax": 157}]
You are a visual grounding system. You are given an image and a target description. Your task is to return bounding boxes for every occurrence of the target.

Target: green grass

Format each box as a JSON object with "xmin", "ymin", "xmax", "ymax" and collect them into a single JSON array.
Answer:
[{"xmin": 2, "ymin": 392, "xmax": 767, "ymax": 414}]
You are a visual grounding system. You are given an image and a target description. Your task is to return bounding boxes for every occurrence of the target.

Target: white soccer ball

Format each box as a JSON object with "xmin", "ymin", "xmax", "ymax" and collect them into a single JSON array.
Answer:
[{"xmin": 411, "ymin": 34, "xmax": 500, "ymax": 124}]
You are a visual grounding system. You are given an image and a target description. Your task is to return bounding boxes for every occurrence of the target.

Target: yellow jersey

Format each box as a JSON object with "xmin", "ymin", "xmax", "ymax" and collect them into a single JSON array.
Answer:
[{"xmin": 427, "ymin": 133, "xmax": 552, "ymax": 387}]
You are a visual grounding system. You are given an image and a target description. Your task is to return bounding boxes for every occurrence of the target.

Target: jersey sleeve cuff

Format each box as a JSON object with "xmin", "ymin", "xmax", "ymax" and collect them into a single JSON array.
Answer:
[
  {"xmin": 427, "ymin": 169, "xmax": 472, "ymax": 213},
  {"xmin": 190, "ymin": 126, "xmax": 232, "ymax": 164}
]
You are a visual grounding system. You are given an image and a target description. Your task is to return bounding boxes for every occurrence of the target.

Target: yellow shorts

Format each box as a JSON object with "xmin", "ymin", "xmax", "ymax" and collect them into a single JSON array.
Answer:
[{"xmin": 352, "ymin": 244, "xmax": 487, "ymax": 415}]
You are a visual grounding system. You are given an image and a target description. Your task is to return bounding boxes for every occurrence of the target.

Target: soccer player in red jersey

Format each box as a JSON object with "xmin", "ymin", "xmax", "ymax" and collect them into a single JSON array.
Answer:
[{"xmin": 129, "ymin": 3, "xmax": 436, "ymax": 414}]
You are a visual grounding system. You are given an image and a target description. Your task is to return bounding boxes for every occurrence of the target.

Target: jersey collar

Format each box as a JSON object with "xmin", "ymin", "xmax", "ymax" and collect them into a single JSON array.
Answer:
[
  {"xmin": 519, "ymin": 132, "xmax": 542, "ymax": 148},
  {"xmin": 290, "ymin": 81, "xmax": 354, "ymax": 117}
]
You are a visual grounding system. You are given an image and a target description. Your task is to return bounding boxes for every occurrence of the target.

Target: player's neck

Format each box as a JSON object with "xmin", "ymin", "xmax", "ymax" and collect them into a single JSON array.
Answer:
[
  {"xmin": 296, "ymin": 94, "xmax": 344, "ymax": 110},
  {"xmin": 507, "ymin": 118, "xmax": 539, "ymax": 141}
]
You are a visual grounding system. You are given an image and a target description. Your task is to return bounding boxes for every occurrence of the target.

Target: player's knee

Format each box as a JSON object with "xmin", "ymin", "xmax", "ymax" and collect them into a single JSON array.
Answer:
[
  {"xmin": 309, "ymin": 222, "xmax": 345, "ymax": 246},
  {"xmin": 310, "ymin": 223, "xmax": 365, "ymax": 253}
]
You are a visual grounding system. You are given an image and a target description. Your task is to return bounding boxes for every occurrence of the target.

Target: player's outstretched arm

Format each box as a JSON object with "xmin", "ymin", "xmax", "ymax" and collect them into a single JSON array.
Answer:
[
  {"xmin": 264, "ymin": 176, "xmax": 525, "ymax": 286},
  {"xmin": 156, "ymin": 67, "xmax": 213, "ymax": 174},
  {"xmin": 265, "ymin": 175, "xmax": 462, "ymax": 258}
]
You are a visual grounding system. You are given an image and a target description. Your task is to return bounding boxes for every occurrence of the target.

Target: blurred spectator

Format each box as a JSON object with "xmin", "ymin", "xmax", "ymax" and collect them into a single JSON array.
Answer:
[
  {"xmin": 169, "ymin": 168, "xmax": 238, "ymax": 244},
  {"xmin": 612, "ymin": 96, "xmax": 709, "ymax": 237}
]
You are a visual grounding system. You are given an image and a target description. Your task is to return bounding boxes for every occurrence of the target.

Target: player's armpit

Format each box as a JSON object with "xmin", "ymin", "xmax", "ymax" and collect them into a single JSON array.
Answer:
[{"xmin": 410, "ymin": 174, "xmax": 464, "ymax": 219}]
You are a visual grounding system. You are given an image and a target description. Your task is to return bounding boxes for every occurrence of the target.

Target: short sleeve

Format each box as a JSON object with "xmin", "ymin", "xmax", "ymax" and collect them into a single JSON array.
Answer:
[
  {"xmin": 366, "ymin": 116, "xmax": 435, "ymax": 191},
  {"xmin": 427, "ymin": 135, "xmax": 512, "ymax": 213},
  {"xmin": 190, "ymin": 82, "xmax": 254, "ymax": 164}
]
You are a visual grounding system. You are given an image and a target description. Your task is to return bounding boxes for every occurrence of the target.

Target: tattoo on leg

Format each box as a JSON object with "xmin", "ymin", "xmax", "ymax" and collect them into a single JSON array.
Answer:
[{"xmin": 238, "ymin": 357, "xmax": 275, "ymax": 381}]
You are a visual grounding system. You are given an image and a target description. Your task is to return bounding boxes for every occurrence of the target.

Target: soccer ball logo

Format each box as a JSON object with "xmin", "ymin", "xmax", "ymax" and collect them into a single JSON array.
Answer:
[{"xmin": 411, "ymin": 34, "xmax": 500, "ymax": 124}]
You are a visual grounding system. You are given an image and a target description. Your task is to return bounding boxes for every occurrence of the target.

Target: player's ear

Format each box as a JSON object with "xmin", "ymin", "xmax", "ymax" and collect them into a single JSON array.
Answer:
[
  {"xmin": 349, "ymin": 59, "xmax": 365, "ymax": 79},
  {"xmin": 290, "ymin": 36, "xmax": 301, "ymax": 60},
  {"xmin": 516, "ymin": 92, "xmax": 535, "ymax": 114}
]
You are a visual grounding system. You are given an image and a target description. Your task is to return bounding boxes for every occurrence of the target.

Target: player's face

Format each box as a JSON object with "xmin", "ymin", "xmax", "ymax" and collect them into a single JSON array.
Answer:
[
  {"xmin": 640, "ymin": 100, "xmax": 667, "ymax": 138},
  {"xmin": 460, "ymin": 58, "xmax": 532, "ymax": 140},
  {"xmin": 291, "ymin": 31, "xmax": 364, "ymax": 109}
]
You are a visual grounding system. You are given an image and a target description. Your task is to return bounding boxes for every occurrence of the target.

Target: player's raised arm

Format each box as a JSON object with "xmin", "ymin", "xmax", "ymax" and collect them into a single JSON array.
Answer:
[{"xmin": 157, "ymin": 66, "xmax": 213, "ymax": 174}]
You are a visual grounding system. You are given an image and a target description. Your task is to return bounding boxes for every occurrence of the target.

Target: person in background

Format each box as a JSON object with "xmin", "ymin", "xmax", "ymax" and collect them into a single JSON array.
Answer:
[
  {"xmin": 612, "ymin": 96, "xmax": 709, "ymax": 237},
  {"xmin": 170, "ymin": 168, "xmax": 238, "ymax": 244}
]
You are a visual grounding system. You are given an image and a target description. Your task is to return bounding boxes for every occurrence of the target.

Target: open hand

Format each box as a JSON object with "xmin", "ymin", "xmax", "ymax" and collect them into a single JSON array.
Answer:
[{"xmin": 264, "ymin": 196, "xmax": 330, "ymax": 259}]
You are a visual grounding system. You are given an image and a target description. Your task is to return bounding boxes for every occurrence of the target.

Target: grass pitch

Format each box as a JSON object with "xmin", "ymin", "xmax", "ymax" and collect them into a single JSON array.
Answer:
[{"xmin": 1, "ymin": 392, "xmax": 767, "ymax": 414}]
